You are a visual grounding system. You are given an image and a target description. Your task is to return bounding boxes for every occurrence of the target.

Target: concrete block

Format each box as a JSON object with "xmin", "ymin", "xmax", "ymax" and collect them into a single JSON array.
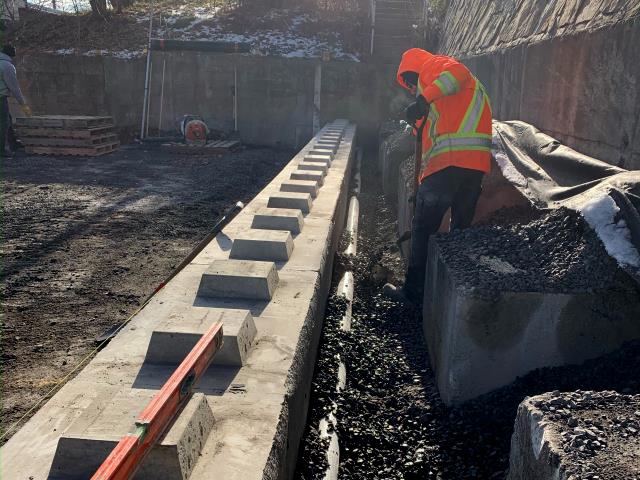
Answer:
[
  {"xmin": 307, "ymin": 149, "xmax": 335, "ymax": 159},
  {"xmin": 267, "ymin": 192, "xmax": 312, "ymax": 214},
  {"xmin": 229, "ymin": 229, "xmax": 294, "ymax": 261},
  {"xmin": 314, "ymin": 141, "xmax": 338, "ymax": 152},
  {"xmin": 48, "ymin": 392, "xmax": 214, "ymax": 480},
  {"xmin": 423, "ymin": 240, "xmax": 640, "ymax": 405},
  {"xmin": 280, "ymin": 179, "xmax": 319, "ymax": 198},
  {"xmin": 145, "ymin": 308, "xmax": 256, "ymax": 367},
  {"xmin": 290, "ymin": 169, "xmax": 325, "ymax": 184},
  {"xmin": 508, "ymin": 391, "xmax": 640, "ymax": 480},
  {"xmin": 321, "ymin": 134, "xmax": 342, "ymax": 141},
  {"xmin": 251, "ymin": 207, "xmax": 304, "ymax": 234},
  {"xmin": 298, "ymin": 161, "xmax": 329, "ymax": 174},
  {"xmin": 302, "ymin": 155, "xmax": 332, "ymax": 167},
  {"xmin": 197, "ymin": 259, "xmax": 279, "ymax": 300}
]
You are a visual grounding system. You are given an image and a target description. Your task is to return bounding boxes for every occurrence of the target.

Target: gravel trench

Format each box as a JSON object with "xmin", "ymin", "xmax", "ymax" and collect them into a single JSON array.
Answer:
[{"xmin": 295, "ymin": 151, "xmax": 640, "ymax": 479}]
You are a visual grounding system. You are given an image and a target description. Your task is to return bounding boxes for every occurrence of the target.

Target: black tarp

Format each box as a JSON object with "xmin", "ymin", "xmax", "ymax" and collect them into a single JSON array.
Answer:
[{"xmin": 492, "ymin": 120, "xmax": 640, "ymax": 278}]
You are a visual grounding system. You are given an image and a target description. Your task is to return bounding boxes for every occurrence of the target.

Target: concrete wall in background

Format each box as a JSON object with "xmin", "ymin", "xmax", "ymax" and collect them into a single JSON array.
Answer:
[
  {"xmin": 16, "ymin": 52, "xmax": 401, "ymax": 148},
  {"xmin": 439, "ymin": 0, "xmax": 640, "ymax": 169}
]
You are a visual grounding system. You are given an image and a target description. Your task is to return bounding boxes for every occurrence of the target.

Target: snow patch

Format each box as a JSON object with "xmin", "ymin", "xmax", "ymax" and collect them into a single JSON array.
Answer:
[{"xmin": 580, "ymin": 194, "xmax": 640, "ymax": 269}]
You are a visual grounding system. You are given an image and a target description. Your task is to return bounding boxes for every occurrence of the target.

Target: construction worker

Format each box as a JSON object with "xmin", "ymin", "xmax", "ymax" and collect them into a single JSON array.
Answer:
[
  {"xmin": 383, "ymin": 48, "xmax": 492, "ymax": 305},
  {"xmin": 0, "ymin": 43, "xmax": 31, "ymax": 157}
]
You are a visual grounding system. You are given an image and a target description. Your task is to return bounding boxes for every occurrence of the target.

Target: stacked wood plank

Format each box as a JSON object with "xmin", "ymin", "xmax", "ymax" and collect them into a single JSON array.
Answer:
[{"xmin": 14, "ymin": 116, "xmax": 120, "ymax": 157}]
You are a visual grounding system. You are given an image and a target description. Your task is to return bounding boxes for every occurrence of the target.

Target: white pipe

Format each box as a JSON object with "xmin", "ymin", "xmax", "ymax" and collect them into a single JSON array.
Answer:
[
  {"xmin": 319, "ymin": 148, "xmax": 362, "ymax": 480},
  {"xmin": 140, "ymin": 0, "xmax": 154, "ymax": 139}
]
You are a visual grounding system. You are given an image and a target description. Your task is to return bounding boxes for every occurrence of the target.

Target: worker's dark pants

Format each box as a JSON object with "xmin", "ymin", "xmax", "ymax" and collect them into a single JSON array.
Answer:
[
  {"xmin": 404, "ymin": 166, "xmax": 484, "ymax": 303},
  {"xmin": 0, "ymin": 96, "xmax": 10, "ymax": 155}
]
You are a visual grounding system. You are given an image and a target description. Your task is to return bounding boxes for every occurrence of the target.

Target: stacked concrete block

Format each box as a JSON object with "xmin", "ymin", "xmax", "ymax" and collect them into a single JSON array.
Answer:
[
  {"xmin": 198, "ymin": 259, "xmax": 279, "ymax": 300},
  {"xmin": 145, "ymin": 308, "xmax": 257, "ymax": 367},
  {"xmin": 298, "ymin": 162, "xmax": 329, "ymax": 174},
  {"xmin": 251, "ymin": 207, "xmax": 304, "ymax": 234},
  {"xmin": 291, "ymin": 170, "xmax": 325, "ymax": 184},
  {"xmin": 48, "ymin": 392, "xmax": 214, "ymax": 480},
  {"xmin": 229, "ymin": 229, "xmax": 294, "ymax": 262},
  {"xmin": 268, "ymin": 192, "xmax": 313, "ymax": 213},
  {"xmin": 280, "ymin": 179, "xmax": 320, "ymax": 198}
]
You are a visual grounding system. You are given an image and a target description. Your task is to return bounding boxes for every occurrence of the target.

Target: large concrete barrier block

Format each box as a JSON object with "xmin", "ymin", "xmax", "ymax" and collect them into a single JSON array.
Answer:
[
  {"xmin": 197, "ymin": 259, "xmax": 279, "ymax": 300},
  {"xmin": 423, "ymin": 240, "xmax": 640, "ymax": 405},
  {"xmin": 230, "ymin": 229, "xmax": 294, "ymax": 261},
  {"xmin": 507, "ymin": 391, "xmax": 640, "ymax": 480},
  {"xmin": 48, "ymin": 392, "xmax": 214, "ymax": 480},
  {"xmin": 381, "ymin": 127, "xmax": 414, "ymax": 202},
  {"xmin": 251, "ymin": 207, "xmax": 304, "ymax": 234},
  {"xmin": 314, "ymin": 141, "xmax": 339, "ymax": 152},
  {"xmin": 145, "ymin": 308, "xmax": 257, "ymax": 367}
]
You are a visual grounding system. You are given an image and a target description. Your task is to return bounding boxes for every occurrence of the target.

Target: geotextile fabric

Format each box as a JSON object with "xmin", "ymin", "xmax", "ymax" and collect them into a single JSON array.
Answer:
[{"xmin": 492, "ymin": 120, "xmax": 640, "ymax": 276}]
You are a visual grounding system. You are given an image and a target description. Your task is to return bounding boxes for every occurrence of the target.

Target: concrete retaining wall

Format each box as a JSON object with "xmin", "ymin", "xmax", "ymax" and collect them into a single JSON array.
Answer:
[
  {"xmin": 0, "ymin": 121, "xmax": 356, "ymax": 480},
  {"xmin": 439, "ymin": 0, "xmax": 640, "ymax": 169},
  {"xmin": 15, "ymin": 52, "xmax": 401, "ymax": 148}
]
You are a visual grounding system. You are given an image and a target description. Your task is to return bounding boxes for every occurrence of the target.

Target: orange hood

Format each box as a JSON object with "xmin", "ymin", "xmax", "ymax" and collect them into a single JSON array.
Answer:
[{"xmin": 396, "ymin": 48, "xmax": 433, "ymax": 91}]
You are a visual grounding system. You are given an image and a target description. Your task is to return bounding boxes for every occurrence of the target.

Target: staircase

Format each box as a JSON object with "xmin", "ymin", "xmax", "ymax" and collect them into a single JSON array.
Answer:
[{"xmin": 370, "ymin": 0, "xmax": 423, "ymax": 64}]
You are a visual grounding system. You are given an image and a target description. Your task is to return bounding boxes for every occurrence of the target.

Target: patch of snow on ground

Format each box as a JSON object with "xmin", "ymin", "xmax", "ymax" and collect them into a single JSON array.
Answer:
[{"xmin": 580, "ymin": 194, "xmax": 640, "ymax": 269}]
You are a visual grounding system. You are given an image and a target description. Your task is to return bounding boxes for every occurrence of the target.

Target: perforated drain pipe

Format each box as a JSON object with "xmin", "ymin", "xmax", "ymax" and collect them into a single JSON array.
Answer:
[{"xmin": 319, "ymin": 148, "xmax": 362, "ymax": 480}]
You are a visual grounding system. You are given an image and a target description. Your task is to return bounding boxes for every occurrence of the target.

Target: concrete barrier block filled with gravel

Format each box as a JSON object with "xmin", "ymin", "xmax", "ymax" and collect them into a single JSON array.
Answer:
[
  {"xmin": 508, "ymin": 390, "xmax": 640, "ymax": 480},
  {"xmin": 423, "ymin": 207, "xmax": 640, "ymax": 405}
]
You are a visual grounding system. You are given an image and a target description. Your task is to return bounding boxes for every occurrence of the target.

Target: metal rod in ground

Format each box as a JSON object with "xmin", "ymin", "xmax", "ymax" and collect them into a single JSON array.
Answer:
[
  {"xmin": 140, "ymin": 1, "xmax": 154, "ymax": 140},
  {"xmin": 318, "ymin": 148, "xmax": 362, "ymax": 480}
]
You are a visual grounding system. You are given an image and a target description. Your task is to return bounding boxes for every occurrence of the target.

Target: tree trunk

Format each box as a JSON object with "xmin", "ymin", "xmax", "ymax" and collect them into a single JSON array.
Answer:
[{"xmin": 89, "ymin": 0, "xmax": 109, "ymax": 18}]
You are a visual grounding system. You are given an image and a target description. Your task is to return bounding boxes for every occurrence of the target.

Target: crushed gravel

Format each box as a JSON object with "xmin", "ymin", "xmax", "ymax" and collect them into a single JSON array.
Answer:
[
  {"xmin": 436, "ymin": 207, "xmax": 636, "ymax": 295},
  {"xmin": 530, "ymin": 390, "xmax": 640, "ymax": 480}
]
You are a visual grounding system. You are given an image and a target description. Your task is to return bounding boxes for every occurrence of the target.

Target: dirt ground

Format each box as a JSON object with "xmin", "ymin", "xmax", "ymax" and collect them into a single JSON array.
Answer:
[{"xmin": 1, "ymin": 144, "xmax": 292, "ymax": 442}]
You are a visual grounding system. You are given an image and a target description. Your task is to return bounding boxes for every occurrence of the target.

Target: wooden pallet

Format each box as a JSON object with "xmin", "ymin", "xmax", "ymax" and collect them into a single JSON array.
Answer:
[
  {"xmin": 15, "ymin": 125, "xmax": 115, "ymax": 139},
  {"xmin": 14, "ymin": 115, "xmax": 114, "ymax": 129},
  {"xmin": 163, "ymin": 140, "xmax": 241, "ymax": 155},
  {"xmin": 25, "ymin": 141, "xmax": 120, "ymax": 157},
  {"xmin": 21, "ymin": 134, "xmax": 119, "ymax": 147}
]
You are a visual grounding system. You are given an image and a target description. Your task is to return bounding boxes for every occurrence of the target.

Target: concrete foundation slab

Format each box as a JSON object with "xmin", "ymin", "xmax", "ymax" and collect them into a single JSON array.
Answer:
[
  {"xmin": 290, "ymin": 169, "xmax": 325, "ymax": 185},
  {"xmin": 229, "ymin": 229, "xmax": 294, "ymax": 262},
  {"xmin": 197, "ymin": 259, "xmax": 279, "ymax": 300},
  {"xmin": 251, "ymin": 207, "xmax": 304, "ymax": 234},
  {"xmin": 145, "ymin": 308, "xmax": 257, "ymax": 366},
  {"xmin": 280, "ymin": 180, "xmax": 319, "ymax": 198},
  {"xmin": 267, "ymin": 192, "xmax": 313, "ymax": 214},
  {"xmin": 423, "ymin": 240, "xmax": 640, "ymax": 405},
  {"xmin": 48, "ymin": 392, "xmax": 214, "ymax": 480},
  {"xmin": 298, "ymin": 162, "xmax": 329, "ymax": 174}
]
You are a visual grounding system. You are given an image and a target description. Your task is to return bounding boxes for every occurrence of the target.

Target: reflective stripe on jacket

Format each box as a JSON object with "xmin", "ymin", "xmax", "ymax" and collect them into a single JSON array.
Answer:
[{"xmin": 397, "ymin": 49, "xmax": 492, "ymax": 182}]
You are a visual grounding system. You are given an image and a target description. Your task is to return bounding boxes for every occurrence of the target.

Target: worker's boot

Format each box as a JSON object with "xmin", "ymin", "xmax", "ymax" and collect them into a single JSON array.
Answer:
[{"xmin": 382, "ymin": 283, "xmax": 416, "ymax": 306}]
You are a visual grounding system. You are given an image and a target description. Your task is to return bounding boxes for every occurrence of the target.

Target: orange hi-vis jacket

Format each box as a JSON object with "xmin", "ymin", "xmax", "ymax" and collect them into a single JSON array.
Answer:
[{"xmin": 397, "ymin": 48, "xmax": 492, "ymax": 183}]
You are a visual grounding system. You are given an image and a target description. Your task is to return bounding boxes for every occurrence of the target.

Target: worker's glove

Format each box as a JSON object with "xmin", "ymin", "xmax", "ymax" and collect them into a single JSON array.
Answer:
[
  {"xmin": 21, "ymin": 105, "xmax": 33, "ymax": 117},
  {"xmin": 405, "ymin": 96, "xmax": 429, "ymax": 126}
]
